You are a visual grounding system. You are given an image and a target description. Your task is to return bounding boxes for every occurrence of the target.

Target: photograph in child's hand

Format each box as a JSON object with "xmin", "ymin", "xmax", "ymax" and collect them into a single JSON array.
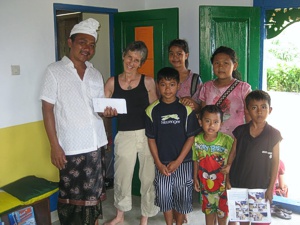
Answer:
[
  {"xmin": 248, "ymin": 191, "xmax": 269, "ymax": 222},
  {"xmin": 235, "ymin": 201, "xmax": 249, "ymax": 220},
  {"xmin": 227, "ymin": 188, "xmax": 271, "ymax": 223}
]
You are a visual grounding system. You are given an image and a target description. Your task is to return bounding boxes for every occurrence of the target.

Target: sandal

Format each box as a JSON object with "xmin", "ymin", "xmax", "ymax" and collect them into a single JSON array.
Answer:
[
  {"xmin": 274, "ymin": 205, "xmax": 292, "ymax": 215},
  {"xmin": 270, "ymin": 206, "xmax": 276, "ymax": 216},
  {"xmin": 275, "ymin": 210, "xmax": 292, "ymax": 220}
]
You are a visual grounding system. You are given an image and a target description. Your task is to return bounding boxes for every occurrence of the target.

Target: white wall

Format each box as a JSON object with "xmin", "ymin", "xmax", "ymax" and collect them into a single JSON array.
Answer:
[
  {"xmin": 83, "ymin": 13, "xmax": 111, "ymax": 82},
  {"xmin": 0, "ymin": 0, "xmax": 144, "ymax": 129},
  {"xmin": 0, "ymin": 0, "xmax": 253, "ymax": 129},
  {"xmin": 145, "ymin": 0, "xmax": 253, "ymax": 75}
]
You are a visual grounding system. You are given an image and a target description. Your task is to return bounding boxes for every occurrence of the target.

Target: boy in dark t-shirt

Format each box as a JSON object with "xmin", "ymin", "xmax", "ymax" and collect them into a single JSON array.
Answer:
[
  {"xmin": 145, "ymin": 67, "xmax": 201, "ymax": 225},
  {"xmin": 222, "ymin": 90, "xmax": 282, "ymax": 225}
]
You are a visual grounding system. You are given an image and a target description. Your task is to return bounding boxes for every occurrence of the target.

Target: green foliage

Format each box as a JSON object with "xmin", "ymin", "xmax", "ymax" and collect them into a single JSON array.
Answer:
[
  {"xmin": 266, "ymin": 30, "xmax": 300, "ymax": 93},
  {"xmin": 267, "ymin": 64, "xmax": 300, "ymax": 92},
  {"xmin": 268, "ymin": 40, "xmax": 300, "ymax": 61}
]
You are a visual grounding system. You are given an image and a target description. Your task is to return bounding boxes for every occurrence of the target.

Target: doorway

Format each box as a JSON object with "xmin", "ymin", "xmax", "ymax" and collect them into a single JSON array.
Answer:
[
  {"xmin": 53, "ymin": 4, "xmax": 117, "ymax": 82},
  {"xmin": 52, "ymin": 4, "xmax": 179, "ymax": 195},
  {"xmin": 263, "ymin": 8, "xmax": 300, "ymax": 201},
  {"xmin": 56, "ymin": 12, "xmax": 111, "ymax": 82},
  {"xmin": 53, "ymin": 4, "xmax": 118, "ymax": 182}
]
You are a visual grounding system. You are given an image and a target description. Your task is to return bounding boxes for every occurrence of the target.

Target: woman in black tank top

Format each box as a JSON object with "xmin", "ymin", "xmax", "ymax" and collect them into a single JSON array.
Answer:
[
  {"xmin": 112, "ymin": 74, "xmax": 149, "ymax": 131},
  {"xmin": 103, "ymin": 41, "xmax": 159, "ymax": 225}
]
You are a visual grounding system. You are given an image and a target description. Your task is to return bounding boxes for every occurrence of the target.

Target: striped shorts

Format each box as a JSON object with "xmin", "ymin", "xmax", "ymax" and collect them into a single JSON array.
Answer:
[{"xmin": 154, "ymin": 161, "xmax": 193, "ymax": 214}]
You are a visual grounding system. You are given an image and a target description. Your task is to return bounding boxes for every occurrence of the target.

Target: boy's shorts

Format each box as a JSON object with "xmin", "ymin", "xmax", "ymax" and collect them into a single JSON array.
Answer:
[
  {"xmin": 201, "ymin": 190, "xmax": 228, "ymax": 218},
  {"xmin": 154, "ymin": 161, "xmax": 193, "ymax": 214}
]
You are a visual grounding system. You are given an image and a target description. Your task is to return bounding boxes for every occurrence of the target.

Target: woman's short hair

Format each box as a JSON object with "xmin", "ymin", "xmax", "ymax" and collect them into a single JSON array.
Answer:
[{"xmin": 123, "ymin": 41, "xmax": 148, "ymax": 66}]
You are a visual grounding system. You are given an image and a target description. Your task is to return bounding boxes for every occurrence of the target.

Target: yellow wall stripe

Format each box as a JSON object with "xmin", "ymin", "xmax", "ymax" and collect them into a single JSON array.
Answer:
[{"xmin": 0, "ymin": 121, "xmax": 58, "ymax": 187}]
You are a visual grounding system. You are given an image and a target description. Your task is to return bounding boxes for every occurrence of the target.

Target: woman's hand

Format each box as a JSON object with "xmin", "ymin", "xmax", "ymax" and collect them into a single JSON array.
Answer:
[{"xmin": 103, "ymin": 106, "xmax": 118, "ymax": 117}]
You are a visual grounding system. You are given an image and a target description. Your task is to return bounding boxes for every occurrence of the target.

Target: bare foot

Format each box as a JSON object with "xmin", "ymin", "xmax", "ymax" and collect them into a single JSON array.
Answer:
[
  {"xmin": 104, "ymin": 209, "xmax": 124, "ymax": 225},
  {"xmin": 183, "ymin": 214, "xmax": 188, "ymax": 223},
  {"xmin": 140, "ymin": 215, "xmax": 148, "ymax": 225},
  {"xmin": 103, "ymin": 217, "xmax": 124, "ymax": 225}
]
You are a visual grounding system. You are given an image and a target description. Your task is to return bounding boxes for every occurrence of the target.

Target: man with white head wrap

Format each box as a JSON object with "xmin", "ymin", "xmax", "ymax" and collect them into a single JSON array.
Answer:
[
  {"xmin": 40, "ymin": 18, "xmax": 107, "ymax": 225},
  {"xmin": 70, "ymin": 18, "xmax": 99, "ymax": 41}
]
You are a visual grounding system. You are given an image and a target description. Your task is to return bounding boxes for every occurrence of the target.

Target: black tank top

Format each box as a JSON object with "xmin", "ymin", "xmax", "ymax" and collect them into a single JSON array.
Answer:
[{"xmin": 112, "ymin": 75, "xmax": 149, "ymax": 131}]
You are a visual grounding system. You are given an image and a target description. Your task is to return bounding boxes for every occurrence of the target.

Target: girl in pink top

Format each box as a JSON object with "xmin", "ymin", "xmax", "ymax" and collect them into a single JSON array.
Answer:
[
  {"xmin": 168, "ymin": 39, "xmax": 202, "ymax": 112},
  {"xmin": 199, "ymin": 46, "xmax": 251, "ymax": 137},
  {"xmin": 168, "ymin": 38, "xmax": 203, "ymax": 224}
]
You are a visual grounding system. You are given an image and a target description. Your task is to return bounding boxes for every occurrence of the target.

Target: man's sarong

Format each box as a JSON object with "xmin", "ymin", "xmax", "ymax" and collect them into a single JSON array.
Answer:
[{"xmin": 57, "ymin": 148, "xmax": 103, "ymax": 225}]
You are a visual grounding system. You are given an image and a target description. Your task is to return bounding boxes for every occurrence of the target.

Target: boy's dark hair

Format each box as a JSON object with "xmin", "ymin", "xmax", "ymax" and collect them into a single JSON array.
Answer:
[
  {"xmin": 168, "ymin": 39, "xmax": 189, "ymax": 68},
  {"xmin": 210, "ymin": 46, "xmax": 241, "ymax": 80},
  {"xmin": 245, "ymin": 90, "xmax": 271, "ymax": 109},
  {"xmin": 157, "ymin": 67, "xmax": 180, "ymax": 83},
  {"xmin": 199, "ymin": 105, "xmax": 224, "ymax": 123},
  {"xmin": 123, "ymin": 41, "xmax": 148, "ymax": 65}
]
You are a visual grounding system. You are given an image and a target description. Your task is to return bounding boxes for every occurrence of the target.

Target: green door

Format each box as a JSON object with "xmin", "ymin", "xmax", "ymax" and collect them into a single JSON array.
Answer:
[
  {"xmin": 114, "ymin": 8, "xmax": 179, "ymax": 196},
  {"xmin": 199, "ymin": 6, "xmax": 261, "ymax": 90},
  {"xmin": 114, "ymin": 8, "xmax": 179, "ymax": 78}
]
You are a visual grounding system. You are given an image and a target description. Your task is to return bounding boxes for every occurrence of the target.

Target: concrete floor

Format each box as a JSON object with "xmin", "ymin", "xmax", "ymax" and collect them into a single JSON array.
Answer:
[
  {"xmin": 52, "ymin": 92, "xmax": 300, "ymax": 225},
  {"xmin": 98, "ymin": 189, "xmax": 300, "ymax": 225},
  {"xmin": 100, "ymin": 189, "xmax": 204, "ymax": 225},
  {"xmin": 51, "ymin": 188, "xmax": 300, "ymax": 224}
]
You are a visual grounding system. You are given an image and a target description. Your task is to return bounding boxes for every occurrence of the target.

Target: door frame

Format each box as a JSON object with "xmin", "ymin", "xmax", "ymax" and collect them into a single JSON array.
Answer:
[
  {"xmin": 53, "ymin": 3, "xmax": 118, "ymax": 76},
  {"xmin": 253, "ymin": 0, "xmax": 300, "ymax": 89},
  {"xmin": 199, "ymin": 6, "xmax": 261, "ymax": 90},
  {"xmin": 53, "ymin": 3, "xmax": 118, "ymax": 179},
  {"xmin": 114, "ymin": 8, "xmax": 179, "ymax": 78}
]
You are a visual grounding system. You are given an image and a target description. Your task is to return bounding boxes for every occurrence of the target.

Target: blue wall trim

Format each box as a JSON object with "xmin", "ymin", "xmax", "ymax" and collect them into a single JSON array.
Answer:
[
  {"xmin": 52, "ymin": 3, "xmax": 118, "ymax": 174},
  {"xmin": 53, "ymin": 3, "xmax": 118, "ymax": 61},
  {"xmin": 254, "ymin": 0, "xmax": 300, "ymax": 8},
  {"xmin": 253, "ymin": 0, "xmax": 300, "ymax": 89}
]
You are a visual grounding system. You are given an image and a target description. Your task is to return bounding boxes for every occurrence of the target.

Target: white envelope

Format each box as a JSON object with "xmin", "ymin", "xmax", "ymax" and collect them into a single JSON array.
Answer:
[{"xmin": 93, "ymin": 98, "xmax": 127, "ymax": 114}]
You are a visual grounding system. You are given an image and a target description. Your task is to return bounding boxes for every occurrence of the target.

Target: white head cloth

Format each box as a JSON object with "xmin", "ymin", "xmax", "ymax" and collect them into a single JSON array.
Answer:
[{"xmin": 70, "ymin": 18, "xmax": 100, "ymax": 41}]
